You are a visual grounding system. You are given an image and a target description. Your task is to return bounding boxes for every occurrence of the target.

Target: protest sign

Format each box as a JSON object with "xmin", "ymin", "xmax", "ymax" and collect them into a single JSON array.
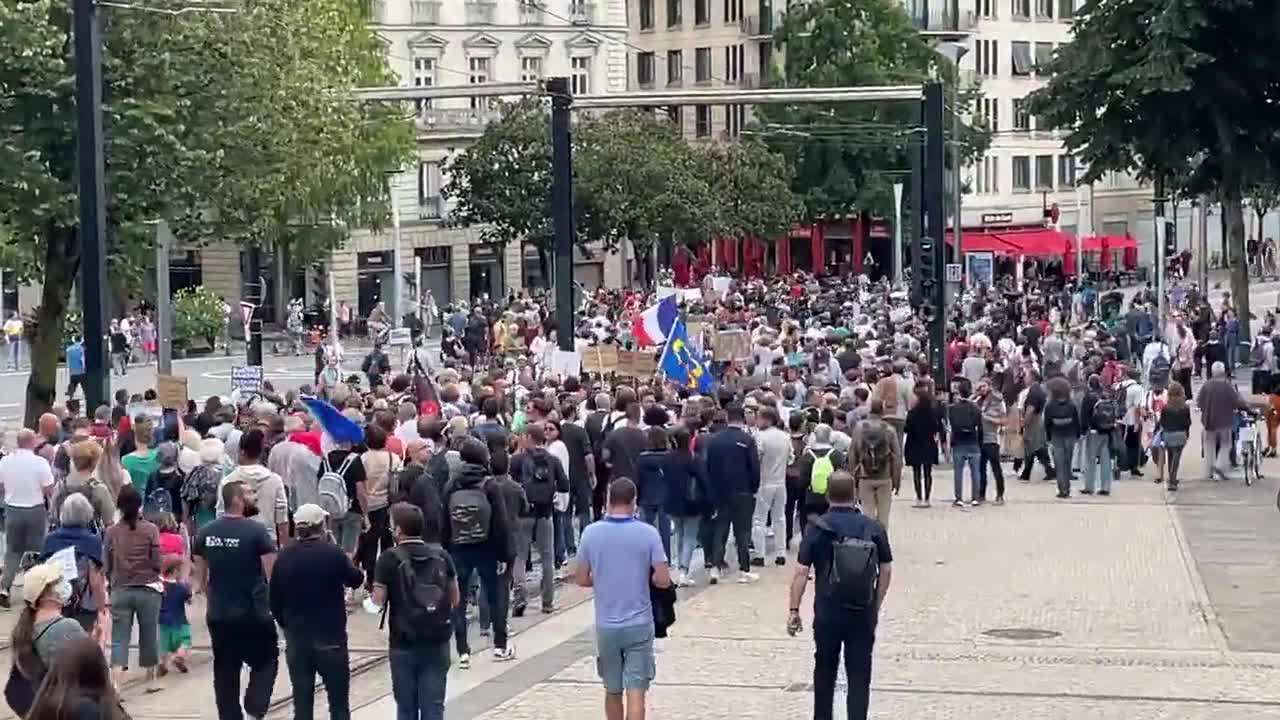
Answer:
[
  {"xmin": 581, "ymin": 344, "xmax": 619, "ymax": 374},
  {"xmin": 155, "ymin": 374, "xmax": 189, "ymax": 410},
  {"xmin": 231, "ymin": 365, "xmax": 264, "ymax": 394}
]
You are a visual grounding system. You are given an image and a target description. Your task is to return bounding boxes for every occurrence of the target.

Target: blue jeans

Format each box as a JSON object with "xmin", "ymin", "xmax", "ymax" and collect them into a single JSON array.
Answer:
[
  {"xmin": 389, "ymin": 642, "xmax": 450, "ymax": 720},
  {"xmin": 671, "ymin": 514, "xmax": 701, "ymax": 571},
  {"xmin": 639, "ymin": 506, "xmax": 671, "ymax": 560},
  {"xmin": 952, "ymin": 444, "xmax": 981, "ymax": 502},
  {"xmin": 6, "ymin": 339, "xmax": 19, "ymax": 370},
  {"xmin": 1084, "ymin": 432, "xmax": 1113, "ymax": 493},
  {"xmin": 450, "ymin": 545, "xmax": 506, "ymax": 656}
]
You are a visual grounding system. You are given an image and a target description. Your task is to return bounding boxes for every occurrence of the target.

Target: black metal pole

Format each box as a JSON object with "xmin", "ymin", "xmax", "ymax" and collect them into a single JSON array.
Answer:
[
  {"xmin": 246, "ymin": 245, "xmax": 264, "ymax": 366},
  {"xmin": 548, "ymin": 77, "xmax": 575, "ymax": 353},
  {"xmin": 75, "ymin": 0, "xmax": 110, "ymax": 411},
  {"xmin": 909, "ymin": 113, "xmax": 925, "ymax": 302},
  {"xmin": 924, "ymin": 82, "xmax": 947, "ymax": 386}
]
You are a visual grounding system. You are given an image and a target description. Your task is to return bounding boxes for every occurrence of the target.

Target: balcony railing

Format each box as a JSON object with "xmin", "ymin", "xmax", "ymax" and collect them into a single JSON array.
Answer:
[
  {"xmin": 465, "ymin": 0, "xmax": 496, "ymax": 24},
  {"xmin": 569, "ymin": 1, "xmax": 595, "ymax": 24},
  {"xmin": 418, "ymin": 108, "xmax": 505, "ymax": 131},
  {"xmin": 908, "ymin": 1, "xmax": 977, "ymax": 33},
  {"xmin": 419, "ymin": 196, "xmax": 443, "ymax": 220},
  {"xmin": 410, "ymin": 0, "xmax": 440, "ymax": 23}
]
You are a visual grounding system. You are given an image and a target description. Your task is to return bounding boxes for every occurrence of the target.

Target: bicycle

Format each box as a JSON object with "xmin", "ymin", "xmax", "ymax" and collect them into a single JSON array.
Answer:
[{"xmin": 1237, "ymin": 409, "xmax": 1264, "ymax": 487}]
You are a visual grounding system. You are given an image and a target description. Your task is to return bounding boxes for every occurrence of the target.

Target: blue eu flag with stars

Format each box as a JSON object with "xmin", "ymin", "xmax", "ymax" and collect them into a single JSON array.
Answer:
[{"xmin": 659, "ymin": 319, "xmax": 714, "ymax": 393}]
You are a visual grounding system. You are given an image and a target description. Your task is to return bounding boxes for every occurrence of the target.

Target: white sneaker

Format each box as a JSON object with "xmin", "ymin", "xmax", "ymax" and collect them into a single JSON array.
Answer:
[
  {"xmin": 737, "ymin": 572, "xmax": 760, "ymax": 584},
  {"xmin": 458, "ymin": 653, "xmax": 471, "ymax": 669},
  {"xmin": 493, "ymin": 645, "xmax": 516, "ymax": 662},
  {"xmin": 709, "ymin": 567, "xmax": 720, "ymax": 585},
  {"xmin": 678, "ymin": 574, "xmax": 696, "ymax": 587}
]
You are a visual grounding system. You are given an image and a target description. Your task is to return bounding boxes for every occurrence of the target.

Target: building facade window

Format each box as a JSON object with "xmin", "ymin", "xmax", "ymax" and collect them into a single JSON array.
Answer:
[
  {"xmin": 418, "ymin": 162, "xmax": 442, "ymax": 218},
  {"xmin": 975, "ymin": 39, "xmax": 998, "ymax": 77},
  {"xmin": 412, "ymin": 57, "xmax": 436, "ymax": 116},
  {"xmin": 695, "ymin": 47, "xmax": 712, "ymax": 84},
  {"xmin": 1034, "ymin": 42, "xmax": 1055, "ymax": 74},
  {"xmin": 1058, "ymin": 0, "xmax": 1074, "ymax": 19},
  {"xmin": 722, "ymin": 43, "xmax": 743, "ymax": 83},
  {"xmin": 667, "ymin": 49, "xmax": 683, "ymax": 86},
  {"xmin": 725, "ymin": 104, "xmax": 745, "ymax": 137},
  {"xmin": 695, "ymin": 105, "xmax": 711, "ymax": 137},
  {"xmin": 520, "ymin": 56, "xmax": 542, "ymax": 83},
  {"xmin": 1035, "ymin": 154, "xmax": 1054, "ymax": 190},
  {"xmin": 1011, "ymin": 0, "xmax": 1029, "ymax": 19},
  {"xmin": 1013, "ymin": 97, "xmax": 1030, "ymax": 130},
  {"xmin": 980, "ymin": 97, "xmax": 1000, "ymax": 132},
  {"xmin": 1011, "ymin": 41, "xmax": 1032, "ymax": 76},
  {"xmin": 695, "ymin": 0, "xmax": 710, "ymax": 25},
  {"xmin": 571, "ymin": 56, "xmax": 590, "ymax": 95},
  {"xmin": 1057, "ymin": 155, "xmax": 1076, "ymax": 188},
  {"xmin": 723, "ymin": 0, "xmax": 742, "ymax": 23},
  {"xmin": 667, "ymin": 0, "xmax": 682, "ymax": 27},
  {"xmin": 667, "ymin": 105, "xmax": 682, "ymax": 128},
  {"xmin": 639, "ymin": 0, "xmax": 654, "ymax": 28},
  {"xmin": 468, "ymin": 56, "xmax": 490, "ymax": 110},
  {"xmin": 979, "ymin": 0, "xmax": 996, "ymax": 18},
  {"xmin": 1035, "ymin": 0, "xmax": 1052, "ymax": 18},
  {"xmin": 637, "ymin": 52, "xmax": 656, "ymax": 88},
  {"xmin": 1013, "ymin": 156, "xmax": 1031, "ymax": 191}
]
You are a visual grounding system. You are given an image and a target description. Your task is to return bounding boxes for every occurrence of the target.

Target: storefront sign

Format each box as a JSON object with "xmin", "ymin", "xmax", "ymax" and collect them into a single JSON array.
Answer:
[{"xmin": 981, "ymin": 212, "xmax": 1014, "ymax": 225}]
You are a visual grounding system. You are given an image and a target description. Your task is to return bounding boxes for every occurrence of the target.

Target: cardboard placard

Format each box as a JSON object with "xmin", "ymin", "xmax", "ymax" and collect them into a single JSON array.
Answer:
[
  {"xmin": 617, "ymin": 350, "xmax": 658, "ymax": 378},
  {"xmin": 685, "ymin": 321, "xmax": 706, "ymax": 351},
  {"xmin": 155, "ymin": 374, "xmax": 189, "ymax": 410},
  {"xmin": 581, "ymin": 344, "xmax": 619, "ymax": 374},
  {"xmin": 388, "ymin": 328, "xmax": 412, "ymax": 347},
  {"xmin": 713, "ymin": 329, "xmax": 751, "ymax": 362}
]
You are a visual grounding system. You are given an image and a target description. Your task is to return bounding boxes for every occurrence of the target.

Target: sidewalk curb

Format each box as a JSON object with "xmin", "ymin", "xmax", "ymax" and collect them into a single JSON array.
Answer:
[{"xmin": 1165, "ymin": 502, "xmax": 1232, "ymax": 654}]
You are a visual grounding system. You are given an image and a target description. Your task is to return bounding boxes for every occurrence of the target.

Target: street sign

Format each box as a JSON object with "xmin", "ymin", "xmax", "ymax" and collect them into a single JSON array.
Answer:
[
  {"xmin": 945, "ymin": 263, "xmax": 963, "ymax": 283},
  {"xmin": 231, "ymin": 365, "xmax": 264, "ymax": 394},
  {"xmin": 981, "ymin": 212, "xmax": 1013, "ymax": 225},
  {"xmin": 239, "ymin": 301, "xmax": 256, "ymax": 328}
]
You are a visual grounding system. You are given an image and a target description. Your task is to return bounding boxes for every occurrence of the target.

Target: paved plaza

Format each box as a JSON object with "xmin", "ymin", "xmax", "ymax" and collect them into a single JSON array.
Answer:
[{"xmin": 0, "ymin": 427, "xmax": 1260, "ymax": 720}]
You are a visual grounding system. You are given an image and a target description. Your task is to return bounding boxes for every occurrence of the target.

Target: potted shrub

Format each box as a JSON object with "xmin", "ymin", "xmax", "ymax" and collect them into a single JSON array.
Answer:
[{"xmin": 173, "ymin": 287, "xmax": 227, "ymax": 356}]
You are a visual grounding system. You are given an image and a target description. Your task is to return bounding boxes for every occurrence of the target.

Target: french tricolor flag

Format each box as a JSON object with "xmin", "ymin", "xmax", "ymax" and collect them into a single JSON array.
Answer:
[{"xmin": 632, "ymin": 295, "xmax": 679, "ymax": 347}]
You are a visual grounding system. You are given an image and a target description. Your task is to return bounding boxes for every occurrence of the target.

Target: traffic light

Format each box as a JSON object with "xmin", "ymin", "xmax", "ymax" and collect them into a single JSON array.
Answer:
[
  {"xmin": 916, "ymin": 235, "xmax": 939, "ymax": 321},
  {"xmin": 1163, "ymin": 220, "xmax": 1177, "ymax": 257}
]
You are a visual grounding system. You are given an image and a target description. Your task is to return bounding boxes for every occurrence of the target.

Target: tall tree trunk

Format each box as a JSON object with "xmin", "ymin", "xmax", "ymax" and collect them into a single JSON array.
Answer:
[
  {"xmin": 1223, "ymin": 188, "xmax": 1251, "ymax": 343},
  {"xmin": 25, "ymin": 228, "xmax": 81, "ymax": 428}
]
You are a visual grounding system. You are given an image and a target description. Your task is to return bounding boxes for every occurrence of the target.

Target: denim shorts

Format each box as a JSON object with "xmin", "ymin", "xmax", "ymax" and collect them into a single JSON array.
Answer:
[
  {"xmin": 595, "ymin": 622, "xmax": 656, "ymax": 694},
  {"xmin": 336, "ymin": 511, "xmax": 363, "ymax": 554}
]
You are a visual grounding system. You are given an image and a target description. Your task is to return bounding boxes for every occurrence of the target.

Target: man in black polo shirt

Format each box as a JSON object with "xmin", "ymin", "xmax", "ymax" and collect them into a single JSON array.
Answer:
[{"xmin": 787, "ymin": 470, "xmax": 893, "ymax": 720}]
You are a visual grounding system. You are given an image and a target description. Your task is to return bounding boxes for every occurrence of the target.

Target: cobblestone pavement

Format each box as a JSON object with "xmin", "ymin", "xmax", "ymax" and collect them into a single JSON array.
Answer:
[
  {"xmin": 3, "ymin": 426, "xmax": 1277, "ymax": 719},
  {"xmin": 451, "ymin": 427, "xmax": 1280, "ymax": 720}
]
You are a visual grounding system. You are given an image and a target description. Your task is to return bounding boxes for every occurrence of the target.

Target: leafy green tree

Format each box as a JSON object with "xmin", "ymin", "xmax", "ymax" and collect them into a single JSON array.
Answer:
[
  {"xmin": 0, "ymin": 0, "xmax": 414, "ymax": 424},
  {"xmin": 172, "ymin": 286, "xmax": 229, "ymax": 350},
  {"xmin": 1027, "ymin": 0, "xmax": 1280, "ymax": 338},
  {"xmin": 758, "ymin": 0, "xmax": 988, "ymax": 221},
  {"xmin": 699, "ymin": 139, "xmax": 802, "ymax": 246}
]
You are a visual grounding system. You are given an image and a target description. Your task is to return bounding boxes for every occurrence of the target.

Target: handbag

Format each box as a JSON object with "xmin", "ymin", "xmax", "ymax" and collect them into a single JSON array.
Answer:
[
  {"xmin": 1162, "ymin": 430, "xmax": 1188, "ymax": 449},
  {"xmin": 1150, "ymin": 429, "xmax": 1165, "ymax": 449}
]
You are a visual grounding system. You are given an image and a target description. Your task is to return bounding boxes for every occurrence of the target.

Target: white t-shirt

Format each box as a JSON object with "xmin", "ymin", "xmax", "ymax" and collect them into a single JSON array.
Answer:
[
  {"xmin": 0, "ymin": 450, "xmax": 54, "ymax": 508},
  {"xmin": 1122, "ymin": 381, "xmax": 1146, "ymax": 427}
]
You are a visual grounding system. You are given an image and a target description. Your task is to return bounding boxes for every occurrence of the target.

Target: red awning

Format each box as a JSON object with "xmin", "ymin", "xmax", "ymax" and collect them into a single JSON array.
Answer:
[
  {"xmin": 1077, "ymin": 235, "xmax": 1106, "ymax": 252},
  {"xmin": 996, "ymin": 229, "xmax": 1072, "ymax": 257},
  {"xmin": 944, "ymin": 231, "xmax": 1019, "ymax": 255},
  {"xmin": 1104, "ymin": 234, "xmax": 1138, "ymax": 251}
]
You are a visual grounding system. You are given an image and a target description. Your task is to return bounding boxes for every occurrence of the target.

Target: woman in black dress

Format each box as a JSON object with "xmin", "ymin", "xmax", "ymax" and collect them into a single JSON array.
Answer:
[{"xmin": 904, "ymin": 384, "xmax": 946, "ymax": 507}]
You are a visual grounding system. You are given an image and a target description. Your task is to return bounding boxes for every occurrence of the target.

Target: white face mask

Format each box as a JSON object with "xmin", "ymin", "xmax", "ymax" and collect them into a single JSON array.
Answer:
[{"xmin": 52, "ymin": 579, "xmax": 73, "ymax": 606}]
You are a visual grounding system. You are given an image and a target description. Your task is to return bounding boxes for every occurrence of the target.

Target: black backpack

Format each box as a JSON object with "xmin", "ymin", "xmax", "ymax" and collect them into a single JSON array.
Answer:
[
  {"xmin": 522, "ymin": 453, "xmax": 556, "ymax": 507},
  {"xmin": 379, "ymin": 544, "xmax": 453, "ymax": 644},
  {"xmin": 813, "ymin": 517, "xmax": 879, "ymax": 610},
  {"xmin": 447, "ymin": 480, "xmax": 493, "ymax": 546},
  {"xmin": 1091, "ymin": 397, "xmax": 1119, "ymax": 432},
  {"xmin": 1046, "ymin": 399, "xmax": 1076, "ymax": 428}
]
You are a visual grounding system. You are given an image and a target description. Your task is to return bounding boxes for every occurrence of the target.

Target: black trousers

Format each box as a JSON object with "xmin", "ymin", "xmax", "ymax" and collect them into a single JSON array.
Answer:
[
  {"xmin": 711, "ymin": 493, "xmax": 754, "ymax": 572},
  {"xmin": 784, "ymin": 483, "xmax": 806, "ymax": 548},
  {"xmin": 1019, "ymin": 446, "xmax": 1056, "ymax": 480},
  {"xmin": 813, "ymin": 611, "xmax": 876, "ymax": 720},
  {"xmin": 978, "ymin": 442, "xmax": 1005, "ymax": 499},
  {"xmin": 911, "ymin": 464, "xmax": 933, "ymax": 501},
  {"xmin": 358, "ymin": 506, "xmax": 393, "ymax": 589},
  {"xmin": 209, "ymin": 619, "xmax": 279, "ymax": 720},
  {"xmin": 284, "ymin": 634, "xmax": 350, "ymax": 720},
  {"xmin": 1124, "ymin": 425, "xmax": 1142, "ymax": 473}
]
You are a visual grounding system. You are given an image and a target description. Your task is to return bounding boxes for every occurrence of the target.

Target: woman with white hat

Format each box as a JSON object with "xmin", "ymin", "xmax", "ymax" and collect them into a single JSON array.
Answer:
[
  {"xmin": 6, "ymin": 562, "xmax": 87, "ymax": 717},
  {"xmin": 180, "ymin": 438, "xmax": 228, "ymax": 532}
]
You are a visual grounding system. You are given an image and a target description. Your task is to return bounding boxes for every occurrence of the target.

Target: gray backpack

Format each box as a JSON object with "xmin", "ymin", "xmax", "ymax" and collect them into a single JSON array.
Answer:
[{"xmin": 448, "ymin": 480, "xmax": 493, "ymax": 545}]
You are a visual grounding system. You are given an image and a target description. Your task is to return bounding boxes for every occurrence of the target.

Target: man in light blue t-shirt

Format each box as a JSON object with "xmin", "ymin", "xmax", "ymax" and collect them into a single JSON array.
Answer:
[
  {"xmin": 575, "ymin": 478, "xmax": 671, "ymax": 720},
  {"xmin": 64, "ymin": 337, "xmax": 86, "ymax": 400}
]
